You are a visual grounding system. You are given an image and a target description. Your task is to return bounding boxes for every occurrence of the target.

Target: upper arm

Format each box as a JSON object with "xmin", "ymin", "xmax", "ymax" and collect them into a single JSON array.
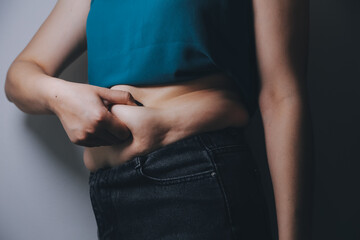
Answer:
[
  {"xmin": 252, "ymin": 0, "xmax": 310, "ymax": 105},
  {"xmin": 14, "ymin": 0, "xmax": 91, "ymax": 77}
]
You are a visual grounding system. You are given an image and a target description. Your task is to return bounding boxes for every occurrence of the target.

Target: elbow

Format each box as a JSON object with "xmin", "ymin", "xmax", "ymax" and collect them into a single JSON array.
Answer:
[
  {"xmin": 259, "ymin": 91, "xmax": 302, "ymax": 107},
  {"xmin": 258, "ymin": 90, "xmax": 309, "ymax": 115}
]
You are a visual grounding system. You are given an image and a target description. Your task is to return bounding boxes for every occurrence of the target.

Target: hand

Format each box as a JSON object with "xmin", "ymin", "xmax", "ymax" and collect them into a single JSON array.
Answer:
[
  {"xmin": 82, "ymin": 90, "xmax": 249, "ymax": 172},
  {"xmin": 83, "ymin": 104, "xmax": 171, "ymax": 171},
  {"xmin": 50, "ymin": 81, "xmax": 139, "ymax": 147}
]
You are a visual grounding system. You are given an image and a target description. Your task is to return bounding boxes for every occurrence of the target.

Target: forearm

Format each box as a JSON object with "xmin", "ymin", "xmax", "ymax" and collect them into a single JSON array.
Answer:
[
  {"xmin": 5, "ymin": 60, "xmax": 66, "ymax": 114},
  {"xmin": 260, "ymin": 96, "xmax": 314, "ymax": 240}
]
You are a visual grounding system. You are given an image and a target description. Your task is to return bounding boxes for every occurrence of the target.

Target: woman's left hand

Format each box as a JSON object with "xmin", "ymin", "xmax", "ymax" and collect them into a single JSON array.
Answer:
[{"xmin": 83, "ymin": 105, "xmax": 171, "ymax": 172}]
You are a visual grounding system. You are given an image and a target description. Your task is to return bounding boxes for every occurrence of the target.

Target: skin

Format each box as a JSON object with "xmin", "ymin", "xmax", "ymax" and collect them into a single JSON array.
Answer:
[
  {"xmin": 4, "ymin": 0, "xmax": 314, "ymax": 239},
  {"xmin": 84, "ymin": 79, "xmax": 248, "ymax": 171},
  {"xmin": 83, "ymin": 74, "xmax": 249, "ymax": 171},
  {"xmin": 253, "ymin": 0, "xmax": 313, "ymax": 239}
]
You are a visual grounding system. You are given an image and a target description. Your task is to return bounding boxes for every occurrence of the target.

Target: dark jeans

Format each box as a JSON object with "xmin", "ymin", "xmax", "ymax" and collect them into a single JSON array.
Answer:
[{"xmin": 89, "ymin": 126, "xmax": 273, "ymax": 240}]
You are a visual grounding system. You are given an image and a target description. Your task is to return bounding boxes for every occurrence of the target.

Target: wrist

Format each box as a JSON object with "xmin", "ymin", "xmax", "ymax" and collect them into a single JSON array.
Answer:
[
  {"xmin": 158, "ymin": 107, "xmax": 186, "ymax": 146},
  {"xmin": 278, "ymin": 213, "xmax": 313, "ymax": 240},
  {"xmin": 44, "ymin": 77, "xmax": 73, "ymax": 115}
]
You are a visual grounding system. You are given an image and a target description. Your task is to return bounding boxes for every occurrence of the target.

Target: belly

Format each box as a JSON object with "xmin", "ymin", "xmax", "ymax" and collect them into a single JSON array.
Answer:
[{"xmin": 84, "ymin": 72, "xmax": 250, "ymax": 171}]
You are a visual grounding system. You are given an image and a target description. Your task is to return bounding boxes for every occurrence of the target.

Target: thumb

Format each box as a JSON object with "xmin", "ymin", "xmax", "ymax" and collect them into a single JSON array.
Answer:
[
  {"xmin": 109, "ymin": 104, "xmax": 142, "ymax": 131},
  {"xmin": 98, "ymin": 88, "xmax": 138, "ymax": 106},
  {"xmin": 103, "ymin": 111, "xmax": 132, "ymax": 141}
]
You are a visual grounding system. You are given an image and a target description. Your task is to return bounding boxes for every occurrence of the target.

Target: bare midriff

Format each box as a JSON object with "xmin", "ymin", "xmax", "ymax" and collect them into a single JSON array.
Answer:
[{"xmin": 84, "ymin": 72, "xmax": 251, "ymax": 171}]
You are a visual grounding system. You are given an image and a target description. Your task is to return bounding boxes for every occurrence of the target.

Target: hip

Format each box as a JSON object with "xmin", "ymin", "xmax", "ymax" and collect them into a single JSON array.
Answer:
[
  {"xmin": 89, "ymin": 126, "xmax": 273, "ymax": 240},
  {"xmin": 84, "ymin": 72, "xmax": 251, "ymax": 172}
]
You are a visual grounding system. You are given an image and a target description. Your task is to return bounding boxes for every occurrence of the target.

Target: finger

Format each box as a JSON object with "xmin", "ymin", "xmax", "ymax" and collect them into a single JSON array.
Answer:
[
  {"xmin": 93, "ymin": 131, "xmax": 118, "ymax": 145},
  {"xmin": 109, "ymin": 104, "xmax": 137, "ymax": 129},
  {"xmin": 102, "ymin": 112, "xmax": 132, "ymax": 141},
  {"xmin": 75, "ymin": 134, "xmax": 111, "ymax": 147},
  {"xmin": 104, "ymin": 129, "xmax": 125, "ymax": 144},
  {"xmin": 94, "ymin": 126, "xmax": 129, "ymax": 145},
  {"xmin": 133, "ymin": 99, "xmax": 144, "ymax": 106},
  {"xmin": 97, "ymin": 88, "xmax": 138, "ymax": 106}
]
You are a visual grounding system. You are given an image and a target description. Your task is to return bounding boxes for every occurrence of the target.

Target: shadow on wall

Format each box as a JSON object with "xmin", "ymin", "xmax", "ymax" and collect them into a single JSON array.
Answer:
[{"xmin": 24, "ymin": 52, "xmax": 89, "ymax": 178}]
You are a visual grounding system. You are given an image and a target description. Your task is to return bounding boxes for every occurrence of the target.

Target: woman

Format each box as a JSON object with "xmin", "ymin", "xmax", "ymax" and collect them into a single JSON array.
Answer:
[{"xmin": 4, "ymin": 0, "xmax": 314, "ymax": 239}]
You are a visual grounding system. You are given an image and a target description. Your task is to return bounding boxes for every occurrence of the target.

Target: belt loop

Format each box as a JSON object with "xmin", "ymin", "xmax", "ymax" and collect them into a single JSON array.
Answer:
[
  {"xmin": 134, "ymin": 156, "xmax": 144, "ymax": 170},
  {"xmin": 196, "ymin": 130, "xmax": 215, "ymax": 151},
  {"xmin": 196, "ymin": 126, "xmax": 248, "ymax": 151}
]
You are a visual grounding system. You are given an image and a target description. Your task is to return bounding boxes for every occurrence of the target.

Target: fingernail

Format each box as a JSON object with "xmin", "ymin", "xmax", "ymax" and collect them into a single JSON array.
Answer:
[{"xmin": 134, "ymin": 99, "xmax": 144, "ymax": 106}]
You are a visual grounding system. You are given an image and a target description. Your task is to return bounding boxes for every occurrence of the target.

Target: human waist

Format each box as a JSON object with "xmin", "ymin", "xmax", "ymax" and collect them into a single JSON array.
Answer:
[
  {"xmin": 108, "ymin": 72, "xmax": 248, "ymax": 113},
  {"xmin": 83, "ymin": 72, "xmax": 250, "ymax": 172}
]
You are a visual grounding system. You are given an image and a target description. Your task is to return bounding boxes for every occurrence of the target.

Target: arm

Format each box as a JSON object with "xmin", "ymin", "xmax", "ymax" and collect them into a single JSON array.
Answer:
[
  {"xmin": 252, "ymin": 0, "xmax": 314, "ymax": 239},
  {"xmin": 4, "ymin": 0, "xmax": 137, "ymax": 146},
  {"xmin": 5, "ymin": 0, "xmax": 89, "ymax": 114}
]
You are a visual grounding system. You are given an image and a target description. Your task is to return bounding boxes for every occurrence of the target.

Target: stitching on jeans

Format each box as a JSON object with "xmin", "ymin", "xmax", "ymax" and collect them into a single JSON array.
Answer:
[
  {"xmin": 135, "ymin": 156, "xmax": 142, "ymax": 169},
  {"xmin": 137, "ymin": 151, "xmax": 215, "ymax": 185},
  {"xmin": 135, "ymin": 143, "xmax": 216, "ymax": 184},
  {"xmin": 207, "ymin": 144, "xmax": 250, "ymax": 152},
  {"xmin": 138, "ymin": 167, "xmax": 214, "ymax": 185},
  {"xmin": 197, "ymin": 134, "xmax": 237, "ymax": 240}
]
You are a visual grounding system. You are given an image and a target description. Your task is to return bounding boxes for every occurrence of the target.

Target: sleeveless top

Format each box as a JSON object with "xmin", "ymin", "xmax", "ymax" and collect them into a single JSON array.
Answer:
[{"xmin": 86, "ymin": 0, "xmax": 259, "ymax": 116}]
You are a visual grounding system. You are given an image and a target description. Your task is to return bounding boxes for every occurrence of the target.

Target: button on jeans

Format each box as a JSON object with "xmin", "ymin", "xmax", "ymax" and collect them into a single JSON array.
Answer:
[{"xmin": 89, "ymin": 126, "xmax": 273, "ymax": 240}]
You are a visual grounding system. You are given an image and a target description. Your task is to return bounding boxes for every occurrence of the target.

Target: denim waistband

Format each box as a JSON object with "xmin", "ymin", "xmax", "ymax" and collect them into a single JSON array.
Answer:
[
  {"xmin": 196, "ymin": 126, "xmax": 248, "ymax": 151},
  {"xmin": 135, "ymin": 126, "xmax": 248, "ymax": 161},
  {"xmin": 89, "ymin": 126, "xmax": 249, "ymax": 185}
]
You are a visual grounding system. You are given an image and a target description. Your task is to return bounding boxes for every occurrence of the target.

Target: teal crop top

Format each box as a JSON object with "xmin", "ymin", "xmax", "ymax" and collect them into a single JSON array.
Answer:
[{"xmin": 86, "ymin": 0, "xmax": 259, "ymax": 116}]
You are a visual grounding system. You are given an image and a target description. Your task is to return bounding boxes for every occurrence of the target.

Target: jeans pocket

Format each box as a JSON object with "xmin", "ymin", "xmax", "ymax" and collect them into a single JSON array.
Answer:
[{"xmin": 136, "ymin": 139, "xmax": 216, "ymax": 185}]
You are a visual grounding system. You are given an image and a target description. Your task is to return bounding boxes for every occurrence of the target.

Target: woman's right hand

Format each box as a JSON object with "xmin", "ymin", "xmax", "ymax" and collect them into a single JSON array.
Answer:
[{"xmin": 50, "ymin": 81, "xmax": 139, "ymax": 147}]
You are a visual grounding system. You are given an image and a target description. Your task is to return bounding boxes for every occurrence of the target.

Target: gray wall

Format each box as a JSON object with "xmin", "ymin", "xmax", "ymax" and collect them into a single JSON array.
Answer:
[
  {"xmin": 0, "ymin": 1, "xmax": 97, "ymax": 239},
  {"xmin": 1, "ymin": 0, "xmax": 359, "ymax": 240}
]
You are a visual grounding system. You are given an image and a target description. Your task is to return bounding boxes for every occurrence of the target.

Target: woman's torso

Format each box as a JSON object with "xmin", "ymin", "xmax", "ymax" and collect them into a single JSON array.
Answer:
[
  {"xmin": 86, "ymin": 0, "xmax": 258, "ymax": 114},
  {"xmin": 84, "ymin": 0, "xmax": 258, "ymax": 170},
  {"xmin": 84, "ymin": 73, "xmax": 251, "ymax": 171},
  {"xmin": 109, "ymin": 73, "xmax": 247, "ymax": 111}
]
